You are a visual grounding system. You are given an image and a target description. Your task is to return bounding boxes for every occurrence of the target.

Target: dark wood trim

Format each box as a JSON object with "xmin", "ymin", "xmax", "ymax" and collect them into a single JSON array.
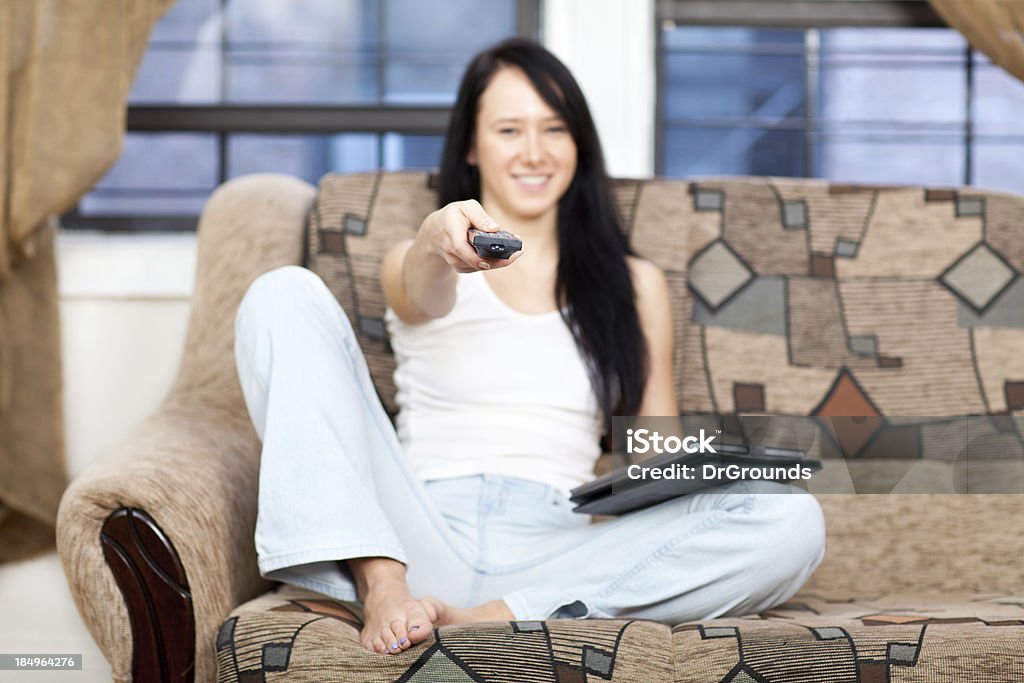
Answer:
[
  {"xmin": 517, "ymin": 0, "xmax": 543, "ymax": 39},
  {"xmin": 126, "ymin": 105, "xmax": 451, "ymax": 134},
  {"xmin": 658, "ymin": 0, "xmax": 946, "ymax": 28},
  {"xmin": 101, "ymin": 508, "xmax": 195, "ymax": 683}
]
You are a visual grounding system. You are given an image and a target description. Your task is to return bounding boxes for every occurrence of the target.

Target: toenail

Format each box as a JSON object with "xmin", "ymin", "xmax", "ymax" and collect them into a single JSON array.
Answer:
[
  {"xmin": 400, "ymin": 638, "xmax": 408, "ymax": 645},
  {"xmin": 390, "ymin": 643, "xmax": 399, "ymax": 650},
  {"xmin": 409, "ymin": 625, "xmax": 421, "ymax": 631}
]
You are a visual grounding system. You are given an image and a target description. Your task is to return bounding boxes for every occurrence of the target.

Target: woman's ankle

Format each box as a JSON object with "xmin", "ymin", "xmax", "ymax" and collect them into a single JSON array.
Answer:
[{"xmin": 346, "ymin": 556, "xmax": 408, "ymax": 599}]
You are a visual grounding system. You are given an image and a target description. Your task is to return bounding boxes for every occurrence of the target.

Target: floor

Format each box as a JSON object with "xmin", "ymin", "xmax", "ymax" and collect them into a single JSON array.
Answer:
[{"xmin": 0, "ymin": 551, "xmax": 112, "ymax": 682}]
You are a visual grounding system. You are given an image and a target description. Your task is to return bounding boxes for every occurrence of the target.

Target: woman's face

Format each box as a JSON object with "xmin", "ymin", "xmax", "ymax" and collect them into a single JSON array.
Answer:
[{"xmin": 468, "ymin": 66, "xmax": 578, "ymax": 224}]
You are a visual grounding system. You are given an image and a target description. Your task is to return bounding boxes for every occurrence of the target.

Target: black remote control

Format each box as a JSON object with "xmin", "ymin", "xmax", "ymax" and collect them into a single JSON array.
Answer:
[{"xmin": 468, "ymin": 228, "xmax": 522, "ymax": 260}]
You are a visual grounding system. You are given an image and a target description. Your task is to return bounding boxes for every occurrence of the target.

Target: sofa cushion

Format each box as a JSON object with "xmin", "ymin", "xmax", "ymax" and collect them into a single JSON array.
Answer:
[
  {"xmin": 217, "ymin": 586, "xmax": 1024, "ymax": 682},
  {"xmin": 676, "ymin": 592, "xmax": 1024, "ymax": 682},
  {"xmin": 216, "ymin": 584, "xmax": 674, "ymax": 682}
]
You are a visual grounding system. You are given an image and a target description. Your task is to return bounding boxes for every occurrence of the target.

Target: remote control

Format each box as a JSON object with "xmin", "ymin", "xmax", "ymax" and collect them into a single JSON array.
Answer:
[{"xmin": 467, "ymin": 228, "xmax": 522, "ymax": 260}]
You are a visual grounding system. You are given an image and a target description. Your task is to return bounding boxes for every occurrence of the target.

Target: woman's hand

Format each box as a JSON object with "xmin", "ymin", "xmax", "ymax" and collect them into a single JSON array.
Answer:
[
  {"xmin": 416, "ymin": 200, "xmax": 523, "ymax": 273},
  {"xmin": 382, "ymin": 200, "xmax": 523, "ymax": 324}
]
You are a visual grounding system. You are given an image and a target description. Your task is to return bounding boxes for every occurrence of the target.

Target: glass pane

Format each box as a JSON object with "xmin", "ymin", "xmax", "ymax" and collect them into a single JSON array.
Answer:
[
  {"xmin": 662, "ymin": 27, "xmax": 805, "ymax": 121},
  {"xmin": 663, "ymin": 126, "xmax": 805, "ymax": 178},
  {"xmin": 817, "ymin": 139, "xmax": 963, "ymax": 186},
  {"xmin": 225, "ymin": 0, "xmax": 379, "ymax": 104},
  {"xmin": 384, "ymin": 0, "xmax": 517, "ymax": 104},
  {"xmin": 131, "ymin": 0, "xmax": 521, "ymax": 106},
  {"xmin": 382, "ymin": 134, "xmax": 445, "ymax": 170},
  {"xmin": 664, "ymin": 54, "xmax": 805, "ymax": 120},
  {"xmin": 128, "ymin": 0, "xmax": 222, "ymax": 104},
  {"xmin": 79, "ymin": 134, "xmax": 218, "ymax": 215},
  {"xmin": 663, "ymin": 26, "xmax": 804, "ymax": 51},
  {"xmin": 973, "ymin": 53, "xmax": 1024, "ymax": 137},
  {"xmin": 228, "ymin": 133, "xmax": 444, "ymax": 179},
  {"xmin": 228, "ymin": 133, "xmax": 383, "ymax": 182},
  {"xmin": 328, "ymin": 135, "xmax": 382, "ymax": 173},
  {"xmin": 819, "ymin": 28, "xmax": 965, "ymax": 124},
  {"xmin": 972, "ymin": 144, "xmax": 1024, "ymax": 194}
]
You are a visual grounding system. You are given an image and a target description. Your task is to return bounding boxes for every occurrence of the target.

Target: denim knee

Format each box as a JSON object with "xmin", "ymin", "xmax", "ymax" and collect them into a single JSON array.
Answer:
[
  {"xmin": 236, "ymin": 265, "xmax": 350, "ymax": 338},
  {"xmin": 751, "ymin": 493, "xmax": 826, "ymax": 585}
]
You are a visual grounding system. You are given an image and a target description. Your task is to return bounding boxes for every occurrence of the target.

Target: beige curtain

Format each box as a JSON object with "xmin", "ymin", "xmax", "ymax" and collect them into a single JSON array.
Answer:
[
  {"xmin": 0, "ymin": 0, "xmax": 174, "ymax": 562},
  {"xmin": 930, "ymin": 0, "xmax": 1024, "ymax": 81}
]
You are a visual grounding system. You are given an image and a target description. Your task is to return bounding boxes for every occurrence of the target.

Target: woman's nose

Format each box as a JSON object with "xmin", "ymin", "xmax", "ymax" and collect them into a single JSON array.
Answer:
[{"xmin": 521, "ymin": 131, "xmax": 544, "ymax": 164}]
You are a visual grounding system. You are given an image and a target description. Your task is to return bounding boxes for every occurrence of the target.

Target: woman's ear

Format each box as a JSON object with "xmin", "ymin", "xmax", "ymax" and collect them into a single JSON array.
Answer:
[{"xmin": 466, "ymin": 144, "xmax": 477, "ymax": 166}]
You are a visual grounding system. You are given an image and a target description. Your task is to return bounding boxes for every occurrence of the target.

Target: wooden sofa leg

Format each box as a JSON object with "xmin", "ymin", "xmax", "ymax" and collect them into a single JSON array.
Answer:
[{"xmin": 101, "ymin": 507, "xmax": 195, "ymax": 683}]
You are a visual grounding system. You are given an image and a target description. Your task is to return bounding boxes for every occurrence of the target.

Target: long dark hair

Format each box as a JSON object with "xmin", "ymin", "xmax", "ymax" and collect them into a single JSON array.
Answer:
[{"xmin": 438, "ymin": 38, "xmax": 647, "ymax": 429}]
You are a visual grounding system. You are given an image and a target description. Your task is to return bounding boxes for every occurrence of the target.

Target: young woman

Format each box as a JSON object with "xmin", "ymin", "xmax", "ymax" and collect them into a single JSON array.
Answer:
[{"xmin": 234, "ymin": 39, "xmax": 825, "ymax": 657}]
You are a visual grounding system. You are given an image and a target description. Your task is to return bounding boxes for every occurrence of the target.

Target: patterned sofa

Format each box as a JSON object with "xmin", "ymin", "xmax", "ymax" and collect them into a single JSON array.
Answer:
[{"xmin": 57, "ymin": 172, "xmax": 1024, "ymax": 682}]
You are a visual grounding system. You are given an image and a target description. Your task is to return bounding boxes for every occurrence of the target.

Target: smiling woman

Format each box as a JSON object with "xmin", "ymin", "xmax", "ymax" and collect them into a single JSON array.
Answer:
[{"xmin": 233, "ymin": 38, "xmax": 825, "ymax": 659}]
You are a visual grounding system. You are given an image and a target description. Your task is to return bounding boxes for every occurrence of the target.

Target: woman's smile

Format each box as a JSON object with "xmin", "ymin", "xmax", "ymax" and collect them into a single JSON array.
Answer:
[{"xmin": 512, "ymin": 173, "xmax": 552, "ymax": 191}]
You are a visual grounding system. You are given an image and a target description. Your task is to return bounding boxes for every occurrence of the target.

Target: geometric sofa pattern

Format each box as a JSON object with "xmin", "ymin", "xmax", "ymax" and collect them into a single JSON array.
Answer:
[
  {"xmin": 306, "ymin": 173, "xmax": 1024, "ymax": 471},
  {"xmin": 216, "ymin": 173, "xmax": 1024, "ymax": 682},
  {"xmin": 679, "ymin": 181, "xmax": 1024, "ymax": 471},
  {"xmin": 217, "ymin": 585, "xmax": 1024, "ymax": 682}
]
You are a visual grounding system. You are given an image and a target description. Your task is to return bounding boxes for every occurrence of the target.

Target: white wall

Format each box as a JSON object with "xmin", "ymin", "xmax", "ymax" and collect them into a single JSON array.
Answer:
[
  {"xmin": 543, "ymin": 0, "xmax": 656, "ymax": 178},
  {"xmin": 58, "ymin": 232, "xmax": 196, "ymax": 477}
]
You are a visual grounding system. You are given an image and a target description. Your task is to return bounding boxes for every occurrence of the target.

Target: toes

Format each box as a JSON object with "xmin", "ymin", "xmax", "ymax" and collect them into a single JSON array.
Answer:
[
  {"xmin": 380, "ymin": 625, "xmax": 401, "ymax": 655},
  {"xmin": 390, "ymin": 619, "xmax": 411, "ymax": 651},
  {"xmin": 406, "ymin": 603, "xmax": 434, "ymax": 644},
  {"xmin": 371, "ymin": 636, "xmax": 388, "ymax": 655}
]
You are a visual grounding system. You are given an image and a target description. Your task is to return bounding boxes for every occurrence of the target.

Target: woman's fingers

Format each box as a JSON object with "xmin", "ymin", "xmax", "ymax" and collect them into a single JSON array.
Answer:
[
  {"xmin": 457, "ymin": 199, "xmax": 499, "ymax": 232},
  {"xmin": 429, "ymin": 199, "xmax": 523, "ymax": 273}
]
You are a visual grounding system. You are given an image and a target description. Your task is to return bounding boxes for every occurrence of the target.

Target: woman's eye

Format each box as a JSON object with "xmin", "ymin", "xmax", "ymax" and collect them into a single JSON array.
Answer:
[
  {"xmin": 499, "ymin": 128, "xmax": 519, "ymax": 136},
  {"xmin": 547, "ymin": 126, "xmax": 567, "ymax": 134}
]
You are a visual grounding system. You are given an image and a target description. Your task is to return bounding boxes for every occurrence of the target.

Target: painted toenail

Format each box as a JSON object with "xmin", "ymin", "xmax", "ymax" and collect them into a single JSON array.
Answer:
[
  {"xmin": 409, "ymin": 625, "xmax": 421, "ymax": 631},
  {"xmin": 399, "ymin": 638, "xmax": 408, "ymax": 645},
  {"xmin": 390, "ymin": 643, "xmax": 399, "ymax": 650}
]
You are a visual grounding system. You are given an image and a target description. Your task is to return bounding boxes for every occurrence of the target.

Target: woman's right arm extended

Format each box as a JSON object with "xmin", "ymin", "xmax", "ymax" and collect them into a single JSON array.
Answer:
[{"xmin": 381, "ymin": 199, "xmax": 520, "ymax": 325}]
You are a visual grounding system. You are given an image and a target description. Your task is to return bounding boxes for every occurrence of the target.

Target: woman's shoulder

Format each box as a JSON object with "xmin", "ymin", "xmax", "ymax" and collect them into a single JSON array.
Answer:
[{"xmin": 625, "ymin": 256, "xmax": 669, "ymax": 299}]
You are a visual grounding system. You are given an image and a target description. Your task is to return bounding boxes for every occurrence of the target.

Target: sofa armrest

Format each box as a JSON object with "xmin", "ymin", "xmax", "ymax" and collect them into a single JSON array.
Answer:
[{"xmin": 57, "ymin": 406, "xmax": 270, "ymax": 683}]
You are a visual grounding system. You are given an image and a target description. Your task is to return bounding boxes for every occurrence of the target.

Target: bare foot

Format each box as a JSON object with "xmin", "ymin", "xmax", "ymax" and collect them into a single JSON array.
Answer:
[
  {"xmin": 423, "ymin": 596, "xmax": 514, "ymax": 626},
  {"xmin": 360, "ymin": 578, "xmax": 437, "ymax": 655}
]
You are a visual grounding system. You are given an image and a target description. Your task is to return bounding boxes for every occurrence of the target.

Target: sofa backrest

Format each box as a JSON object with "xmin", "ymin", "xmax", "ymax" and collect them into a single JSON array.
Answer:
[
  {"xmin": 308, "ymin": 171, "xmax": 1024, "ymax": 421},
  {"xmin": 305, "ymin": 171, "xmax": 1024, "ymax": 595}
]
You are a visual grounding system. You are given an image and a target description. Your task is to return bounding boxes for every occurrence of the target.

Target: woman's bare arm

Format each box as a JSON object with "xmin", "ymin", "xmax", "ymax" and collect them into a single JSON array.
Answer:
[
  {"xmin": 381, "ymin": 200, "xmax": 521, "ymax": 325},
  {"xmin": 628, "ymin": 256, "xmax": 679, "ymax": 416}
]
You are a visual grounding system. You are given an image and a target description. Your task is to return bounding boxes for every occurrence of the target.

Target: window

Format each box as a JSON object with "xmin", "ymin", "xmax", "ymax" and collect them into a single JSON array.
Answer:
[
  {"xmin": 657, "ymin": 1, "xmax": 1024, "ymax": 194},
  {"xmin": 66, "ymin": 0, "xmax": 540, "ymax": 231}
]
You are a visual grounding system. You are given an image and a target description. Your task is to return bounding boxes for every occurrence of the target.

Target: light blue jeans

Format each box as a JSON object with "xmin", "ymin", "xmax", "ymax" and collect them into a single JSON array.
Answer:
[{"xmin": 234, "ymin": 265, "xmax": 826, "ymax": 621}]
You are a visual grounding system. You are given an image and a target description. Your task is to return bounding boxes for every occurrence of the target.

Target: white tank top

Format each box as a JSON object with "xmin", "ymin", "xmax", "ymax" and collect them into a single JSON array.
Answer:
[{"xmin": 384, "ymin": 271, "xmax": 603, "ymax": 493}]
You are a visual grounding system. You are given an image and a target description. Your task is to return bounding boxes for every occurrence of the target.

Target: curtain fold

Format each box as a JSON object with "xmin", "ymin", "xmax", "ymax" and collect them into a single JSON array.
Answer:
[
  {"xmin": 0, "ymin": 0, "xmax": 173, "ymax": 562},
  {"xmin": 930, "ymin": 0, "xmax": 1024, "ymax": 81}
]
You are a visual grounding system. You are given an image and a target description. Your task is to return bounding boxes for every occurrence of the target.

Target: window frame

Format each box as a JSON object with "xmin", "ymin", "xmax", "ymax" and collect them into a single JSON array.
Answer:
[{"xmin": 653, "ymin": 0, "xmax": 979, "ymax": 180}]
